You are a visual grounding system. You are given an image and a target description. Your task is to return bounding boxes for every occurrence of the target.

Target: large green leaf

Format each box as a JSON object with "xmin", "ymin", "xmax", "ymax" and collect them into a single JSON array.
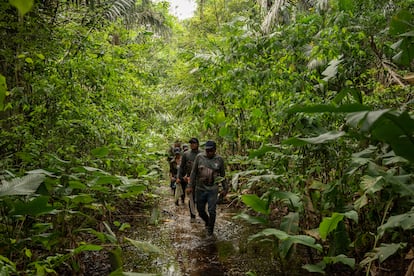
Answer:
[
  {"xmin": 219, "ymin": 126, "xmax": 233, "ymax": 138},
  {"xmin": 248, "ymin": 144, "xmax": 281, "ymax": 158},
  {"xmin": 11, "ymin": 196, "xmax": 57, "ymax": 217},
  {"xmin": 118, "ymin": 184, "xmax": 147, "ymax": 198},
  {"xmin": 283, "ymin": 131, "xmax": 345, "ymax": 146},
  {"xmin": 346, "ymin": 111, "xmax": 369, "ymax": 128},
  {"xmin": 323, "ymin": 254, "xmax": 355, "ymax": 268},
  {"xmin": 9, "ymin": 0, "xmax": 34, "ymax": 16},
  {"xmin": 280, "ymin": 212, "xmax": 299, "ymax": 234},
  {"xmin": 72, "ymin": 244, "xmax": 103, "ymax": 255},
  {"xmin": 343, "ymin": 210, "xmax": 358, "ymax": 223},
  {"xmin": 389, "ymin": 10, "xmax": 414, "ymax": 66},
  {"xmin": 302, "ymin": 263, "xmax": 326, "ymax": 274},
  {"xmin": 360, "ymin": 109, "xmax": 391, "ymax": 132},
  {"xmin": 269, "ymin": 190, "xmax": 302, "ymax": 211},
  {"xmin": 354, "ymin": 175, "xmax": 386, "ymax": 210},
  {"xmin": 319, "ymin": 213, "xmax": 344, "ymax": 240},
  {"xmin": 124, "ymin": 237, "xmax": 162, "ymax": 254},
  {"xmin": 371, "ymin": 111, "xmax": 414, "ymax": 163},
  {"xmin": 319, "ymin": 211, "xmax": 358, "ymax": 243},
  {"xmin": 249, "ymin": 228, "xmax": 323, "ymax": 253},
  {"xmin": 233, "ymin": 212, "xmax": 268, "ymax": 225},
  {"xmin": 360, "ymin": 175, "xmax": 385, "ymax": 195},
  {"xmin": 230, "ymin": 170, "xmax": 263, "ymax": 191},
  {"xmin": 64, "ymin": 194, "xmax": 95, "ymax": 204},
  {"xmin": 347, "ymin": 110, "xmax": 414, "ymax": 163},
  {"xmin": 360, "ymin": 243, "xmax": 407, "ymax": 266},
  {"xmin": 93, "ymin": 175, "xmax": 121, "ymax": 185},
  {"xmin": 390, "ymin": 10, "xmax": 413, "ymax": 36},
  {"xmin": 333, "ymin": 88, "xmax": 363, "ymax": 104},
  {"xmin": 241, "ymin": 194, "xmax": 270, "ymax": 215},
  {"xmin": 375, "ymin": 243, "xmax": 406, "ymax": 263},
  {"xmin": 378, "ymin": 209, "xmax": 414, "ymax": 237},
  {"xmin": 91, "ymin": 147, "xmax": 109, "ymax": 158}
]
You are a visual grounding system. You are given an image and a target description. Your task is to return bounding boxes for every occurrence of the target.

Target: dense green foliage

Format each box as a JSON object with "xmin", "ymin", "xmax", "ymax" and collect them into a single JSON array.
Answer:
[{"xmin": 0, "ymin": 0, "xmax": 413, "ymax": 274}]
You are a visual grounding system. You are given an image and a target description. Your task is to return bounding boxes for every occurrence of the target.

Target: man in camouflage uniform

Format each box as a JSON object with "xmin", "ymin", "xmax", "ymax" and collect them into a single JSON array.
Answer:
[
  {"xmin": 187, "ymin": 140, "xmax": 228, "ymax": 236},
  {"xmin": 177, "ymin": 138, "xmax": 201, "ymax": 222}
]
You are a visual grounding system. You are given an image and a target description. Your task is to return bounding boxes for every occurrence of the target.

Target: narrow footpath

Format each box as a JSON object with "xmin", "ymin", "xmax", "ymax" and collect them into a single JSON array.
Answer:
[
  {"xmin": 119, "ymin": 182, "xmax": 282, "ymax": 276},
  {"xmin": 155, "ymin": 184, "xmax": 247, "ymax": 275}
]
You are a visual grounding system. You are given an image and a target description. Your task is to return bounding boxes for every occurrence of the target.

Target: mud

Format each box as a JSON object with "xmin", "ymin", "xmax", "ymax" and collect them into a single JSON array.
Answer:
[{"xmin": 120, "ymin": 184, "xmax": 281, "ymax": 276}]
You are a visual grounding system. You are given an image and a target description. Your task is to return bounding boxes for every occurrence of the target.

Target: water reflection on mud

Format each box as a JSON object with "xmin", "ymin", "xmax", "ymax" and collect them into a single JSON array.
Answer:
[{"xmin": 122, "ymin": 185, "xmax": 280, "ymax": 276}]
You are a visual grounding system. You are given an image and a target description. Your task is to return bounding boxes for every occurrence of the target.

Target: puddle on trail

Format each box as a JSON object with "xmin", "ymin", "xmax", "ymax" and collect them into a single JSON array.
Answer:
[{"xmin": 121, "ymin": 184, "xmax": 284, "ymax": 276}]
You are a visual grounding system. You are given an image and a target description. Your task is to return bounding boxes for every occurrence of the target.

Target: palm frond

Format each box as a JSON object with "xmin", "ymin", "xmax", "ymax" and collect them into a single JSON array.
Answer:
[
  {"xmin": 0, "ymin": 174, "xmax": 45, "ymax": 196},
  {"xmin": 105, "ymin": 0, "xmax": 171, "ymax": 36},
  {"xmin": 104, "ymin": 0, "xmax": 137, "ymax": 21},
  {"xmin": 261, "ymin": 0, "xmax": 285, "ymax": 34}
]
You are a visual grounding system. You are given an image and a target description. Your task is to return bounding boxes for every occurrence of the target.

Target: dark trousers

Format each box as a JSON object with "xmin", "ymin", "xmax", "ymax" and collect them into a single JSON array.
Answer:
[
  {"xmin": 170, "ymin": 181, "xmax": 176, "ymax": 194},
  {"xmin": 179, "ymin": 182, "xmax": 187, "ymax": 202},
  {"xmin": 189, "ymin": 191, "xmax": 196, "ymax": 218},
  {"xmin": 195, "ymin": 188, "xmax": 219, "ymax": 232}
]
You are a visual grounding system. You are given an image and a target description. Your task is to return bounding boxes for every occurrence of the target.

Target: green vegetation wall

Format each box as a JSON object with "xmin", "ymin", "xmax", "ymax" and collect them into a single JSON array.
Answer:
[
  {"xmin": 173, "ymin": 0, "xmax": 413, "ymax": 153},
  {"xmin": 0, "ymin": 0, "xmax": 179, "ymax": 175}
]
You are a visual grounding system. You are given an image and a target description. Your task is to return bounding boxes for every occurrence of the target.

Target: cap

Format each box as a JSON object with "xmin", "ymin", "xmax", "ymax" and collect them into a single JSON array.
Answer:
[
  {"xmin": 182, "ymin": 144, "xmax": 189, "ymax": 149},
  {"xmin": 189, "ymin": 138, "xmax": 199, "ymax": 144},
  {"xmin": 205, "ymin": 140, "xmax": 216, "ymax": 150},
  {"xmin": 174, "ymin": 147, "xmax": 181, "ymax": 154}
]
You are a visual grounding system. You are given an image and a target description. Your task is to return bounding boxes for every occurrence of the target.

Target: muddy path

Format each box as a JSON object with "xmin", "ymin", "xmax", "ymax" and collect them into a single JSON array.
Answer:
[
  {"xmin": 160, "ymin": 187, "xmax": 243, "ymax": 276},
  {"xmin": 120, "ymin": 183, "xmax": 282, "ymax": 276},
  {"xmin": 80, "ymin": 180, "xmax": 402, "ymax": 276}
]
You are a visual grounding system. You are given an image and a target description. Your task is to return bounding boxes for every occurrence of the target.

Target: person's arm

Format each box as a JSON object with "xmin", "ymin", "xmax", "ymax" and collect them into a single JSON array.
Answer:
[
  {"xmin": 169, "ymin": 161, "xmax": 174, "ymax": 176},
  {"xmin": 178, "ymin": 153, "xmax": 186, "ymax": 180},
  {"xmin": 169, "ymin": 162, "xmax": 176, "ymax": 181},
  {"xmin": 188, "ymin": 155, "xmax": 200, "ymax": 189},
  {"xmin": 219, "ymin": 157, "xmax": 229, "ymax": 195}
]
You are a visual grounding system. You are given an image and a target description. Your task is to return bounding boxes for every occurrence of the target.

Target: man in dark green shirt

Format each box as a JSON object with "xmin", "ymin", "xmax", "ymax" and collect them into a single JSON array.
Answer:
[
  {"xmin": 187, "ymin": 140, "xmax": 228, "ymax": 236},
  {"xmin": 177, "ymin": 138, "xmax": 201, "ymax": 222}
]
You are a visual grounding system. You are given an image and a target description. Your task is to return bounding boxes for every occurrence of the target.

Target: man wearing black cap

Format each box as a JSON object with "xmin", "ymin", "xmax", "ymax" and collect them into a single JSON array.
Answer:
[
  {"xmin": 177, "ymin": 138, "xmax": 201, "ymax": 222},
  {"xmin": 187, "ymin": 140, "xmax": 228, "ymax": 236}
]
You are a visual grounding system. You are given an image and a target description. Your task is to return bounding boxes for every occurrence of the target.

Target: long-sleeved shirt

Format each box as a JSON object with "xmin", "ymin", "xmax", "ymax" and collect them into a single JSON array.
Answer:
[
  {"xmin": 189, "ymin": 152, "xmax": 228, "ymax": 192},
  {"xmin": 169, "ymin": 157, "xmax": 180, "ymax": 179},
  {"xmin": 178, "ymin": 149, "xmax": 201, "ymax": 179}
]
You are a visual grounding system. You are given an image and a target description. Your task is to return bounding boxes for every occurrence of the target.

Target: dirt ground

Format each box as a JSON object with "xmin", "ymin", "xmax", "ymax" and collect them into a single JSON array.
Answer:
[
  {"xmin": 81, "ymin": 183, "xmax": 302, "ymax": 275},
  {"xmin": 152, "ymin": 185, "xmax": 249, "ymax": 275}
]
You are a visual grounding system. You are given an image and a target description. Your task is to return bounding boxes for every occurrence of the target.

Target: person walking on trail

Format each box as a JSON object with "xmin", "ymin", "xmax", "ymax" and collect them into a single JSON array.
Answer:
[
  {"xmin": 182, "ymin": 143, "xmax": 189, "ymax": 152},
  {"xmin": 186, "ymin": 140, "xmax": 228, "ymax": 236},
  {"xmin": 169, "ymin": 147, "xmax": 182, "ymax": 205},
  {"xmin": 167, "ymin": 140, "xmax": 181, "ymax": 162},
  {"xmin": 177, "ymin": 138, "xmax": 201, "ymax": 223}
]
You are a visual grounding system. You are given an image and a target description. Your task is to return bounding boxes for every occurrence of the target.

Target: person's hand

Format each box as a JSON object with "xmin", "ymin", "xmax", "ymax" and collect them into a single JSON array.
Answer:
[
  {"xmin": 219, "ymin": 190, "xmax": 227, "ymax": 197},
  {"xmin": 176, "ymin": 177, "xmax": 181, "ymax": 184},
  {"xmin": 184, "ymin": 176, "xmax": 190, "ymax": 183},
  {"xmin": 186, "ymin": 187, "xmax": 193, "ymax": 195}
]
